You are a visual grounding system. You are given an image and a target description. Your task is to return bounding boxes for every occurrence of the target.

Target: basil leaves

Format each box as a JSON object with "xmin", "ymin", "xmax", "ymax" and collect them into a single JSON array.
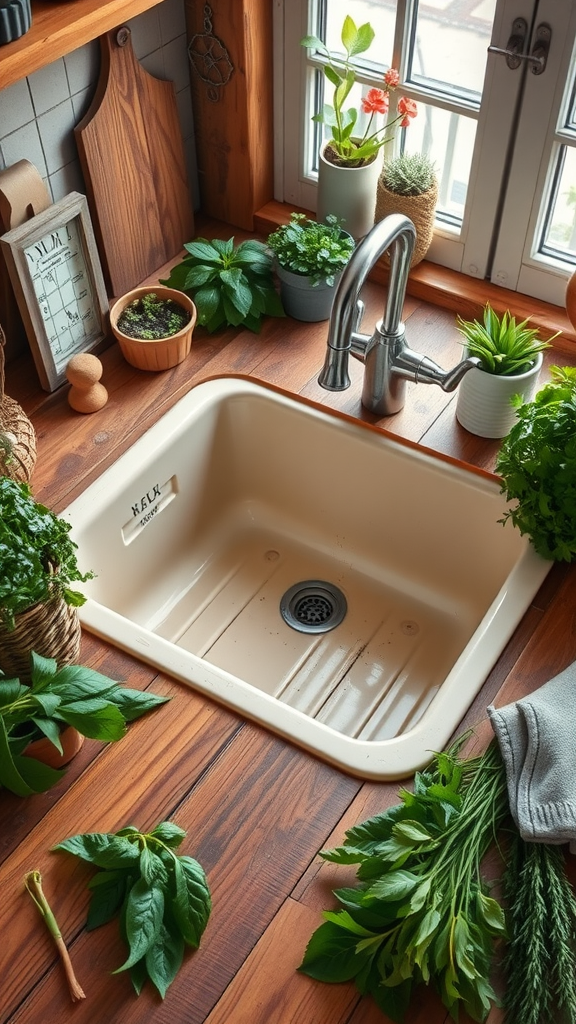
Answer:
[{"xmin": 55, "ymin": 822, "xmax": 211, "ymax": 999}]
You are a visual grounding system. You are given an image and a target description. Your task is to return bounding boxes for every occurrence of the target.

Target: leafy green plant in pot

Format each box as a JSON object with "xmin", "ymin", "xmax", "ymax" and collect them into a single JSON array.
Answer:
[
  {"xmin": 375, "ymin": 152, "xmax": 438, "ymax": 266},
  {"xmin": 496, "ymin": 366, "xmax": 576, "ymax": 562},
  {"xmin": 0, "ymin": 650, "xmax": 169, "ymax": 796},
  {"xmin": 454, "ymin": 303, "xmax": 554, "ymax": 438},
  {"xmin": 266, "ymin": 213, "xmax": 355, "ymax": 322},
  {"xmin": 160, "ymin": 237, "xmax": 285, "ymax": 333},
  {"xmin": 0, "ymin": 477, "xmax": 94, "ymax": 679}
]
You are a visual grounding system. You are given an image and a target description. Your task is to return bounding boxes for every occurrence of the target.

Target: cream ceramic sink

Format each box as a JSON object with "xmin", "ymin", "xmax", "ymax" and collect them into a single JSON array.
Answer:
[{"xmin": 64, "ymin": 376, "xmax": 550, "ymax": 779}]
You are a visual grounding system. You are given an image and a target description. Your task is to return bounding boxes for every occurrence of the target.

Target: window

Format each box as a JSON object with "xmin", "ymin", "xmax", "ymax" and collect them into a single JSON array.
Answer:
[{"xmin": 274, "ymin": 0, "xmax": 576, "ymax": 305}]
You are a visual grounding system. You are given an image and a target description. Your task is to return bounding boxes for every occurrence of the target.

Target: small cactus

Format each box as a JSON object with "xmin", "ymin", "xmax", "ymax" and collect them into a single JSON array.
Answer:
[{"xmin": 381, "ymin": 152, "xmax": 437, "ymax": 196}]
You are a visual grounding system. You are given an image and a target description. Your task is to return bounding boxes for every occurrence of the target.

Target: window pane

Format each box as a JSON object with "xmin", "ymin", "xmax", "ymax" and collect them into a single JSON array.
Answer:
[
  {"xmin": 540, "ymin": 146, "xmax": 576, "ymax": 263},
  {"xmin": 408, "ymin": 0, "xmax": 496, "ymax": 102},
  {"xmin": 402, "ymin": 104, "xmax": 477, "ymax": 224}
]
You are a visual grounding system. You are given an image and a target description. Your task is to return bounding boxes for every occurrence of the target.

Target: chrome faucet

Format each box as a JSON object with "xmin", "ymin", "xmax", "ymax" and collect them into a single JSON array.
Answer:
[{"xmin": 318, "ymin": 214, "xmax": 480, "ymax": 416}]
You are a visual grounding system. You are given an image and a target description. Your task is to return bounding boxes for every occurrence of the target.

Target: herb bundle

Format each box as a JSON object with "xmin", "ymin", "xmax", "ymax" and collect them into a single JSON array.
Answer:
[
  {"xmin": 502, "ymin": 834, "xmax": 576, "ymax": 1024},
  {"xmin": 55, "ymin": 821, "xmax": 211, "ymax": 998},
  {"xmin": 299, "ymin": 740, "xmax": 510, "ymax": 1023}
]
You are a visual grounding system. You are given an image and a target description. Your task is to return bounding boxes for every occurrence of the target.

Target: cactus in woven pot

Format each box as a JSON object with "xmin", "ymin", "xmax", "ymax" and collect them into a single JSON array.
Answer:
[
  {"xmin": 0, "ymin": 478, "xmax": 94, "ymax": 680},
  {"xmin": 375, "ymin": 152, "xmax": 438, "ymax": 267}
]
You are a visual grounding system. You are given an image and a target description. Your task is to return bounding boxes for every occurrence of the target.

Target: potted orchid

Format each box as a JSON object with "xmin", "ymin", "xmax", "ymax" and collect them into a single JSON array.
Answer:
[{"xmin": 302, "ymin": 15, "xmax": 417, "ymax": 238}]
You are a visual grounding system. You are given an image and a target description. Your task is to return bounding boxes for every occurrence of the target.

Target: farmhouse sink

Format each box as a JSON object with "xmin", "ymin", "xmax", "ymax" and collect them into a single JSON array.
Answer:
[{"xmin": 64, "ymin": 376, "xmax": 550, "ymax": 779}]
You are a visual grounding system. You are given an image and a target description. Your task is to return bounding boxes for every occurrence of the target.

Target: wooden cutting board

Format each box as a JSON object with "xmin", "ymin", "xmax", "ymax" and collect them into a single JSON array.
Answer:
[{"xmin": 75, "ymin": 26, "xmax": 194, "ymax": 298}]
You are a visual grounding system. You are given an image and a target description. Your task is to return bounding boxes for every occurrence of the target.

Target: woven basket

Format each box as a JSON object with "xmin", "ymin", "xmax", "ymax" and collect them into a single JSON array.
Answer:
[
  {"xmin": 0, "ymin": 324, "xmax": 37, "ymax": 483},
  {"xmin": 0, "ymin": 594, "xmax": 81, "ymax": 682},
  {"xmin": 374, "ymin": 179, "xmax": 438, "ymax": 268}
]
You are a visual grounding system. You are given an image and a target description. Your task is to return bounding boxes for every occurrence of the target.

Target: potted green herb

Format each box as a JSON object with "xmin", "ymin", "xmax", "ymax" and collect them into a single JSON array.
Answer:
[
  {"xmin": 160, "ymin": 236, "xmax": 285, "ymax": 333},
  {"xmin": 375, "ymin": 152, "xmax": 438, "ymax": 266},
  {"xmin": 266, "ymin": 213, "xmax": 355, "ymax": 321},
  {"xmin": 454, "ymin": 303, "xmax": 554, "ymax": 438},
  {"xmin": 0, "ymin": 651, "xmax": 169, "ymax": 796},
  {"xmin": 110, "ymin": 286, "xmax": 197, "ymax": 372},
  {"xmin": 0, "ymin": 477, "xmax": 94, "ymax": 678},
  {"xmin": 496, "ymin": 366, "xmax": 576, "ymax": 562}
]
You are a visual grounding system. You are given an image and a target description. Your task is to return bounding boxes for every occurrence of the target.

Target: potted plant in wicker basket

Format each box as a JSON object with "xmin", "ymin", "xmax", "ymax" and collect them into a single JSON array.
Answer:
[
  {"xmin": 0, "ymin": 477, "xmax": 94, "ymax": 680},
  {"xmin": 375, "ymin": 152, "xmax": 438, "ymax": 267},
  {"xmin": 0, "ymin": 325, "xmax": 36, "ymax": 483}
]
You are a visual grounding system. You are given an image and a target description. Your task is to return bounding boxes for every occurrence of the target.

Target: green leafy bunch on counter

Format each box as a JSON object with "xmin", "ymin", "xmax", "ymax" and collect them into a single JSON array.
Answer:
[
  {"xmin": 497, "ymin": 365, "xmax": 576, "ymax": 561},
  {"xmin": 55, "ymin": 820, "xmax": 211, "ymax": 999},
  {"xmin": 299, "ymin": 740, "xmax": 510, "ymax": 1023},
  {"xmin": 161, "ymin": 237, "xmax": 285, "ymax": 333}
]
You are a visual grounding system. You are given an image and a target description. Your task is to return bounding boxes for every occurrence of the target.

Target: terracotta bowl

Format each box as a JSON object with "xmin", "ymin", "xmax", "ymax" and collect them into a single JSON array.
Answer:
[{"xmin": 110, "ymin": 286, "xmax": 197, "ymax": 372}]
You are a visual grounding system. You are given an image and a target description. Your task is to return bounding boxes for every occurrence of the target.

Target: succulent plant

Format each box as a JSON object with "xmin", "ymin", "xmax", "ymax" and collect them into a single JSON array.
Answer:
[
  {"xmin": 381, "ymin": 152, "xmax": 437, "ymax": 196},
  {"xmin": 456, "ymin": 303, "xmax": 553, "ymax": 377}
]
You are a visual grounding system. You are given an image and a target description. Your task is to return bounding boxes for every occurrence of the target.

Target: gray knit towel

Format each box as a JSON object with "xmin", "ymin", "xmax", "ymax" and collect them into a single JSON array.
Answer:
[{"xmin": 487, "ymin": 660, "xmax": 576, "ymax": 844}]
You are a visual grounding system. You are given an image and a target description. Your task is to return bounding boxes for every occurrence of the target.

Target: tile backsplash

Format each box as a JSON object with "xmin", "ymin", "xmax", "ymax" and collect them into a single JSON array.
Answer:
[{"xmin": 0, "ymin": 0, "xmax": 199, "ymax": 208}]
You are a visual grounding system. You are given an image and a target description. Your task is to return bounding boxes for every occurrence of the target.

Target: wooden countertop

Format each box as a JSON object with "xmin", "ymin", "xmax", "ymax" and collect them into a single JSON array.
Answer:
[{"xmin": 2, "ymin": 250, "xmax": 576, "ymax": 1024}]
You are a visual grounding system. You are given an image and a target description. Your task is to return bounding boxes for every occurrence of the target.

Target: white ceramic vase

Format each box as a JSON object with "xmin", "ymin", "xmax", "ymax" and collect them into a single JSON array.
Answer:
[
  {"xmin": 455, "ymin": 352, "xmax": 543, "ymax": 439},
  {"xmin": 316, "ymin": 144, "xmax": 382, "ymax": 240}
]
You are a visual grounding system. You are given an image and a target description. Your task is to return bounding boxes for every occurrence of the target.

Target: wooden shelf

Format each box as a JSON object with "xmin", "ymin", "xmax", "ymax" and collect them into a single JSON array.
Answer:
[{"xmin": 0, "ymin": 0, "xmax": 164, "ymax": 88}]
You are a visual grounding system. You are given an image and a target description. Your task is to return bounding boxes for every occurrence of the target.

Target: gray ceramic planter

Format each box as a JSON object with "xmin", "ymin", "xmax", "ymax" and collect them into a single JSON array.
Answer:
[
  {"xmin": 276, "ymin": 265, "xmax": 341, "ymax": 322},
  {"xmin": 0, "ymin": 0, "xmax": 31, "ymax": 44}
]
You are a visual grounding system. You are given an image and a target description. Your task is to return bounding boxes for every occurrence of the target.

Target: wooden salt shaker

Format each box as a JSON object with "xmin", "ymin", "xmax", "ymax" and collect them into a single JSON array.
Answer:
[{"xmin": 66, "ymin": 354, "xmax": 108, "ymax": 413}]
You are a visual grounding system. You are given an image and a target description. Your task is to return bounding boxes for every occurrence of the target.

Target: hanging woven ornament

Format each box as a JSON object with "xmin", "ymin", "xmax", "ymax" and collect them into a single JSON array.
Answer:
[
  {"xmin": 188, "ymin": 3, "xmax": 234, "ymax": 102},
  {"xmin": 0, "ymin": 324, "xmax": 37, "ymax": 483}
]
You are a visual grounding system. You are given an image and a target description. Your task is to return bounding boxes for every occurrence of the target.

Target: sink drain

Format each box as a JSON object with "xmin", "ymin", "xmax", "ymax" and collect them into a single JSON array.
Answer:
[{"xmin": 280, "ymin": 580, "xmax": 347, "ymax": 634}]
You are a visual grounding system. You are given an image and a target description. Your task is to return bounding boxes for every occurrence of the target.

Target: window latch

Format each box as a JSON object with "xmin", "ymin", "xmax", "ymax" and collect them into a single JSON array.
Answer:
[{"xmin": 488, "ymin": 19, "xmax": 551, "ymax": 75}]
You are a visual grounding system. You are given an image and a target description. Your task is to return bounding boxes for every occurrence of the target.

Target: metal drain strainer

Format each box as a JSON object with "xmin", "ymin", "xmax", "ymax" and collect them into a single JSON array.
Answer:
[{"xmin": 280, "ymin": 580, "xmax": 347, "ymax": 634}]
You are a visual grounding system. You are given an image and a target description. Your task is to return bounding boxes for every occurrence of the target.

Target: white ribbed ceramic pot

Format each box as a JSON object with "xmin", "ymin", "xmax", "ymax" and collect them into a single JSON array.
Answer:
[
  {"xmin": 317, "ymin": 144, "xmax": 383, "ymax": 240},
  {"xmin": 455, "ymin": 352, "xmax": 543, "ymax": 439}
]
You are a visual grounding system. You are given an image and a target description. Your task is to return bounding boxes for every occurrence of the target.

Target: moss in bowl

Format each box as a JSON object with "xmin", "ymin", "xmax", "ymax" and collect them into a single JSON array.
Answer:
[{"xmin": 116, "ymin": 291, "xmax": 192, "ymax": 340}]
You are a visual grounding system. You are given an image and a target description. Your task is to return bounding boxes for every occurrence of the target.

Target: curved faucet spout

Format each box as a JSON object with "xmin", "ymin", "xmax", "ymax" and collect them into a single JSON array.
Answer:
[
  {"xmin": 318, "ymin": 213, "xmax": 480, "ymax": 416},
  {"xmin": 318, "ymin": 214, "xmax": 416, "ymax": 392}
]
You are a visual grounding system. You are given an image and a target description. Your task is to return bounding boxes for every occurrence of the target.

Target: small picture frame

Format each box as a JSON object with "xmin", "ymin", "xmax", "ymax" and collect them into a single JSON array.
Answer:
[{"xmin": 0, "ymin": 192, "xmax": 109, "ymax": 392}]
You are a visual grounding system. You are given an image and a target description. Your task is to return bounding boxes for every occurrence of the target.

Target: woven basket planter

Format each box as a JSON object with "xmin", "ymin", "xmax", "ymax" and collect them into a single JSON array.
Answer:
[
  {"xmin": 374, "ymin": 179, "xmax": 438, "ymax": 268},
  {"xmin": 0, "ymin": 594, "xmax": 81, "ymax": 682},
  {"xmin": 0, "ymin": 325, "xmax": 36, "ymax": 483}
]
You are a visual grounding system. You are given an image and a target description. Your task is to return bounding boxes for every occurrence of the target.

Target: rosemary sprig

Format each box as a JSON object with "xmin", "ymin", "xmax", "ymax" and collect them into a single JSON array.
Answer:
[{"xmin": 503, "ymin": 836, "xmax": 576, "ymax": 1024}]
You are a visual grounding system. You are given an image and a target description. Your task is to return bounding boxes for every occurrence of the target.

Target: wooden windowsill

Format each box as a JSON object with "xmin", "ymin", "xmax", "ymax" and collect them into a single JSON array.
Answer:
[{"xmin": 255, "ymin": 201, "xmax": 576, "ymax": 354}]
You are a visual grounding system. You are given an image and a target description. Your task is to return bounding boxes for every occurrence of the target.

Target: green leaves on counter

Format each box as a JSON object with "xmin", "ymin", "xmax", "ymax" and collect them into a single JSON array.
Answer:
[
  {"xmin": 299, "ymin": 741, "xmax": 510, "ymax": 1023},
  {"xmin": 54, "ymin": 821, "xmax": 211, "ymax": 998}
]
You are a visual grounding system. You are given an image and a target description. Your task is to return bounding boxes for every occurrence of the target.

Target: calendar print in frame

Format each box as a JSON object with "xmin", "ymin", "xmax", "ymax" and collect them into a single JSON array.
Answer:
[{"xmin": 0, "ymin": 192, "xmax": 108, "ymax": 392}]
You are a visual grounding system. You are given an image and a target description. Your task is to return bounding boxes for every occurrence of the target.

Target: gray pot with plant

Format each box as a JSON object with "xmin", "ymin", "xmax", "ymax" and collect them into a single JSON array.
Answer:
[
  {"xmin": 266, "ymin": 213, "xmax": 355, "ymax": 321},
  {"xmin": 0, "ymin": 650, "xmax": 169, "ymax": 796},
  {"xmin": 0, "ymin": 477, "xmax": 94, "ymax": 679},
  {"xmin": 375, "ymin": 152, "xmax": 438, "ymax": 267},
  {"xmin": 496, "ymin": 366, "xmax": 576, "ymax": 562},
  {"xmin": 160, "ymin": 236, "xmax": 285, "ymax": 334},
  {"xmin": 454, "ymin": 304, "xmax": 554, "ymax": 438}
]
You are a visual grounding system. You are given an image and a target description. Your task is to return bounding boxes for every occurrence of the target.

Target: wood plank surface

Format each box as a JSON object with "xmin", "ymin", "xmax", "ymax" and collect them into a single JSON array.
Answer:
[
  {"xmin": 2, "ymin": 223, "xmax": 576, "ymax": 1024},
  {"xmin": 75, "ymin": 29, "xmax": 193, "ymax": 296}
]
